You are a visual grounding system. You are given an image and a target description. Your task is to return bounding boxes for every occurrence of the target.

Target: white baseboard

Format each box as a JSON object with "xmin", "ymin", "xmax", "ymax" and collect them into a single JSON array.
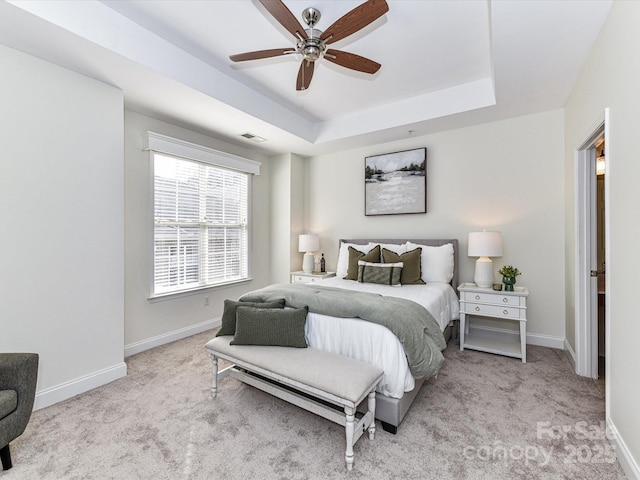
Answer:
[
  {"xmin": 124, "ymin": 317, "xmax": 220, "ymax": 358},
  {"xmin": 526, "ymin": 331, "xmax": 565, "ymax": 350},
  {"xmin": 33, "ymin": 319, "xmax": 220, "ymax": 411},
  {"xmin": 608, "ymin": 417, "xmax": 640, "ymax": 479},
  {"xmin": 34, "ymin": 362, "xmax": 127, "ymax": 411},
  {"xmin": 468, "ymin": 324, "xmax": 565, "ymax": 350}
]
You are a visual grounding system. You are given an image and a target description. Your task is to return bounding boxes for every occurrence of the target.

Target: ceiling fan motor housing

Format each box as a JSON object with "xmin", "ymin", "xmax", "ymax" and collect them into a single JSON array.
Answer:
[{"xmin": 298, "ymin": 29, "xmax": 325, "ymax": 61}]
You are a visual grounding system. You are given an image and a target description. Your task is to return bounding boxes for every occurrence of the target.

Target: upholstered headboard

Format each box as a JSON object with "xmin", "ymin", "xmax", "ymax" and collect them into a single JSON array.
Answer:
[{"xmin": 339, "ymin": 238, "xmax": 459, "ymax": 292}]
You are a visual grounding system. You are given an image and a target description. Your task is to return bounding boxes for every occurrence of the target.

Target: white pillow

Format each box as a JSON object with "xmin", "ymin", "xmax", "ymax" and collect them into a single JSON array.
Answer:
[
  {"xmin": 377, "ymin": 243, "xmax": 408, "ymax": 256},
  {"xmin": 336, "ymin": 242, "xmax": 375, "ymax": 278},
  {"xmin": 405, "ymin": 242, "xmax": 454, "ymax": 283}
]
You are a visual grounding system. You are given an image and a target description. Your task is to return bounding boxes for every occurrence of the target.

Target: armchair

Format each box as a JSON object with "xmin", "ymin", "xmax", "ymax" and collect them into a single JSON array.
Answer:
[{"xmin": 0, "ymin": 353, "xmax": 39, "ymax": 470}]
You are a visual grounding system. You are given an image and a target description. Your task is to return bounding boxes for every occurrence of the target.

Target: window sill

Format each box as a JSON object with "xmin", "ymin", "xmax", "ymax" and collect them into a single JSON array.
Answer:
[{"xmin": 148, "ymin": 278, "xmax": 254, "ymax": 303}]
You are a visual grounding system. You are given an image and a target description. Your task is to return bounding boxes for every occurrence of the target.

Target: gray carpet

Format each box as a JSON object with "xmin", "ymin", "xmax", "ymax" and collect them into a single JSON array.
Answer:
[{"xmin": 3, "ymin": 331, "xmax": 625, "ymax": 479}]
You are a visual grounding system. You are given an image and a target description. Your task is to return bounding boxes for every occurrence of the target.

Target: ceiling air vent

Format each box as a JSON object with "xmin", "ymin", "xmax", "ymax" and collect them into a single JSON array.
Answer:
[{"xmin": 240, "ymin": 132, "xmax": 266, "ymax": 143}]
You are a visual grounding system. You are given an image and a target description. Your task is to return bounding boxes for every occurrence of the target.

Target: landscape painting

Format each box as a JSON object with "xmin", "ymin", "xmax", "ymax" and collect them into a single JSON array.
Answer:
[{"xmin": 365, "ymin": 147, "xmax": 426, "ymax": 215}]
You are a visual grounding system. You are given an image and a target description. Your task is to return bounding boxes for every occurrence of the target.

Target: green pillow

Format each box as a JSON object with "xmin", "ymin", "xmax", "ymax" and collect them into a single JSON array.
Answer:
[
  {"xmin": 344, "ymin": 244, "xmax": 381, "ymax": 280},
  {"xmin": 216, "ymin": 299, "xmax": 285, "ymax": 337},
  {"xmin": 381, "ymin": 247, "xmax": 425, "ymax": 285},
  {"xmin": 230, "ymin": 306, "xmax": 309, "ymax": 348}
]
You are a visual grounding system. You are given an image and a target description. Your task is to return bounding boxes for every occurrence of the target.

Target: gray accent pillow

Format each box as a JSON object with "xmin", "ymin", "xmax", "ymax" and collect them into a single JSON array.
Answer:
[
  {"xmin": 345, "ymin": 244, "xmax": 381, "ymax": 280},
  {"xmin": 216, "ymin": 299, "xmax": 285, "ymax": 337},
  {"xmin": 230, "ymin": 306, "xmax": 309, "ymax": 348},
  {"xmin": 357, "ymin": 261, "xmax": 403, "ymax": 286},
  {"xmin": 381, "ymin": 247, "xmax": 426, "ymax": 285}
]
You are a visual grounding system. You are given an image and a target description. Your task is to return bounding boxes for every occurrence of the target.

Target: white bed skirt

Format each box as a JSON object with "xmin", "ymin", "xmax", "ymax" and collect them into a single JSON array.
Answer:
[{"xmin": 304, "ymin": 278, "xmax": 459, "ymax": 398}]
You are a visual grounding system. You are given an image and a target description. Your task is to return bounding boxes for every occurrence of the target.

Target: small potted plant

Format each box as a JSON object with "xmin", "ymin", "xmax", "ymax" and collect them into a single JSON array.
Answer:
[{"xmin": 498, "ymin": 265, "xmax": 521, "ymax": 291}]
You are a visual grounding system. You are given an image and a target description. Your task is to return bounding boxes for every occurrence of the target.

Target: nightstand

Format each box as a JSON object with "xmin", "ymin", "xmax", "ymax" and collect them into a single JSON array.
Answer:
[
  {"xmin": 290, "ymin": 271, "xmax": 336, "ymax": 284},
  {"xmin": 458, "ymin": 282, "xmax": 529, "ymax": 363}
]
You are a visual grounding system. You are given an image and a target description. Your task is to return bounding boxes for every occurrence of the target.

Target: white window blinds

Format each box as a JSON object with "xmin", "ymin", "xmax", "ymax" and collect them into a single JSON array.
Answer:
[{"xmin": 152, "ymin": 153, "xmax": 250, "ymax": 296}]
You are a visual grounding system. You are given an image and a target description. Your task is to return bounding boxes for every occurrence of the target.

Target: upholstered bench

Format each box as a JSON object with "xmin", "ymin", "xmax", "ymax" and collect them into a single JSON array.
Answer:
[{"xmin": 205, "ymin": 336, "xmax": 383, "ymax": 470}]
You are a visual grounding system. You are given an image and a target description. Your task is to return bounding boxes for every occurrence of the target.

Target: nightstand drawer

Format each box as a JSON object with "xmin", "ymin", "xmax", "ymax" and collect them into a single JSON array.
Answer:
[
  {"xmin": 290, "ymin": 272, "xmax": 335, "ymax": 284},
  {"xmin": 461, "ymin": 302, "xmax": 525, "ymax": 319},
  {"xmin": 461, "ymin": 291, "xmax": 523, "ymax": 307},
  {"xmin": 292, "ymin": 275, "xmax": 312, "ymax": 283}
]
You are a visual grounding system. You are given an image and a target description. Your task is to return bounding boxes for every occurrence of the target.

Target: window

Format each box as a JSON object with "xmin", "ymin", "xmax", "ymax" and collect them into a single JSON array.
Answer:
[
  {"xmin": 152, "ymin": 153, "xmax": 250, "ymax": 296},
  {"xmin": 146, "ymin": 132, "xmax": 260, "ymax": 298}
]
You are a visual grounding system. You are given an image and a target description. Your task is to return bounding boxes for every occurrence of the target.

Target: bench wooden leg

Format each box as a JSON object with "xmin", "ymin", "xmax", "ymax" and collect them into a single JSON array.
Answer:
[
  {"xmin": 210, "ymin": 354, "xmax": 218, "ymax": 398},
  {"xmin": 344, "ymin": 406, "xmax": 355, "ymax": 471},
  {"xmin": 367, "ymin": 390, "xmax": 376, "ymax": 440}
]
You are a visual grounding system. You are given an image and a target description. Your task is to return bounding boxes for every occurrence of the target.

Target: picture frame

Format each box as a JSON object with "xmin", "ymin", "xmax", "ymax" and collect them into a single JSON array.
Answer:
[{"xmin": 365, "ymin": 147, "xmax": 427, "ymax": 216}]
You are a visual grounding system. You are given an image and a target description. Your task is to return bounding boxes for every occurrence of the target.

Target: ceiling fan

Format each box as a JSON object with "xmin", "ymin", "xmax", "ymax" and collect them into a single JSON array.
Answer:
[{"xmin": 229, "ymin": 0, "xmax": 389, "ymax": 91}]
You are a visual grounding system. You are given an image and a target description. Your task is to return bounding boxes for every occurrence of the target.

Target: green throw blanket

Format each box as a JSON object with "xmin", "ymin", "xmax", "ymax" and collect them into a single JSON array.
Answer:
[{"xmin": 240, "ymin": 283, "xmax": 446, "ymax": 379}]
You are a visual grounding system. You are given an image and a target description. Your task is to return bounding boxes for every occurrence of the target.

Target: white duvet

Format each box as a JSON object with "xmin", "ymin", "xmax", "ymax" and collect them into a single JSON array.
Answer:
[{"xmin": 303, "ymin": 277, "xmax": 459, "ymax": 398}]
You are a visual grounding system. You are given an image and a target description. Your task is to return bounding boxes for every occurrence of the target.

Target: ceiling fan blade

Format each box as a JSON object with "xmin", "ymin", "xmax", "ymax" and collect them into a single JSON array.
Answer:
[
  {"xmin": 320, "ymin": 0, "xmax": 389, "ymax": 45},
  {"xmin": 259, "ymin": 0, "xmax": 308, "ymax": 40},
  {"xmin": 325, "ymin": 49, "xmax": 381, "ymax": 74},
  {"xmin": 296, "ymin": 61, "xmax": 315, "ymax": 91},
  {"xmin": 230, "ymin": 48, "xmax": 295, "ymax": 62}
]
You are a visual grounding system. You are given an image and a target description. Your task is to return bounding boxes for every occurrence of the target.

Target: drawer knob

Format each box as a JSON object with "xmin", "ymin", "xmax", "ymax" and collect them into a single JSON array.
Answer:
[
  {"xmin": 503, "ymin": 310, "xmax": 509, "ymax": 315},
  {"xmin": 503, "ymin": 297, "xmax": 508, "ymax": 303},
  {"xmin": 475, "ymin": 295, "xmax": 480, "ymax": 300},
  {"xmin": 475, "ymin": 306, "xmax": 480, "ymax": 312}
]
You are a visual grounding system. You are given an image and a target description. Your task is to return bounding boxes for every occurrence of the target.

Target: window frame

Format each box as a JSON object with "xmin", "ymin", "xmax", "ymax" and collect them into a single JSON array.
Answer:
[{"xmin": 145, "ymin": 132, "xmax": 260, "ymax": 301}]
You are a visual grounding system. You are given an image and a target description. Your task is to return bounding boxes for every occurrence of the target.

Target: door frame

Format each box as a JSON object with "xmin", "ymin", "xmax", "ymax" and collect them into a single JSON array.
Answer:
[{"xmin": 574, "ymin": 108, "xmax": 610, "ymax": 410}]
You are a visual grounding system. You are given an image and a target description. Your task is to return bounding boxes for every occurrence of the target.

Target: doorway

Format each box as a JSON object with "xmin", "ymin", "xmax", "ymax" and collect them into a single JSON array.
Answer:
[
  {"xmin": 574, "ymin": 108, "xmax": 610, "ymax": 409},
  {"xmin": 594, "ymin": 139, "xmax": 606, "ymax": 391}
]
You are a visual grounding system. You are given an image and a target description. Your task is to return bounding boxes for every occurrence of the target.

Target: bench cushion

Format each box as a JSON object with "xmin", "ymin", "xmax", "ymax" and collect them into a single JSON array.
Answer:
[
  {"xmin": 206, "ymin": 336, "xmax": 383, "ymax": 405},
  {"xmin": 0, "ymin": 389, "xmax": 17, "ymax": 420}
]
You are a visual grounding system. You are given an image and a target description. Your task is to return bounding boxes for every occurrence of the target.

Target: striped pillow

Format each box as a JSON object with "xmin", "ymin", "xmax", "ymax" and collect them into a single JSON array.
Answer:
[{"xmin": 357, "ymin": 260, "xmax": 403, "ymax": 286}]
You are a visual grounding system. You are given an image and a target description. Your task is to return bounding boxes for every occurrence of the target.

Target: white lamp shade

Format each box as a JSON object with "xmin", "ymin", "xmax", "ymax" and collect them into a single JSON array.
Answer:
[
  {"xmin": 299, "ymin": 234, "xmax": 319, "ymax": 273},
  {"xmin": 299, "ymin": 234, "xmax": 319, "ymax": 253},
  {"xmin": 468, "ymin": 231, "xmax": 503, "ymax": 258},
  {"xmin": 468, "ymin": 231, "xmax": 502, "ymax": 288}
]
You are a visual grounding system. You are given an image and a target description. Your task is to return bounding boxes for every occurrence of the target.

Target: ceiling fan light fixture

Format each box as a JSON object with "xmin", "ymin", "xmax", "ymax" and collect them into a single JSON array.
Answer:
[{"xmin": 301, "ymin": 42, "xmax": 324, "ymax": 61}]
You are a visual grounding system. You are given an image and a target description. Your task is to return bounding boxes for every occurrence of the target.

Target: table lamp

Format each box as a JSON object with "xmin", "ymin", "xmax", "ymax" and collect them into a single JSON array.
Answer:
[
  {"xmin": 299, "ymin": 234, "xmax": 319, "ymax": 273},
  {"xmin": 468, "ymin": 231, "xmax": 503, "ymax": 288}
]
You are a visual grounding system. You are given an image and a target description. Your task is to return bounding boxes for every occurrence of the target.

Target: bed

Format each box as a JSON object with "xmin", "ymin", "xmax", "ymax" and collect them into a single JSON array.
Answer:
[{"xmin": 240, "ymin": 238, "xmax": 459, "ymax": 434}]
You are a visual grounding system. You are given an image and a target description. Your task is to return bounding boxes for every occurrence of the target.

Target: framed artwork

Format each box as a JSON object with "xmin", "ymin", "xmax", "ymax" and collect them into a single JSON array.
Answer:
[{"xmin": 365, "ymin": 147, "xmax": 427, "ymax": 216}]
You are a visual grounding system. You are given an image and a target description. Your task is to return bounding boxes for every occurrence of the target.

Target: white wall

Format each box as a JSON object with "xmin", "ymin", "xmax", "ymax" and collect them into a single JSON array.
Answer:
[
  {"xmin": 269, "ymin": 153, "xmax": 306, "ymax": 283},
  {"xmin": 270, "ymin": 154, "xmax": 292, "ymax": 283},
  {"xmin": 0, "ymin": 45, "xmax": 125, "ymax": 408},
  {"xmin": 564, "ymin": 1, "xmax": 640, "ymax": 476},
  {"xmin": 123, "ymin": 111, "xmax": 272, "ymax": 352},
  {"xmin": 307, "ymin": 109, "xmax": 565, "ymax": 343}
]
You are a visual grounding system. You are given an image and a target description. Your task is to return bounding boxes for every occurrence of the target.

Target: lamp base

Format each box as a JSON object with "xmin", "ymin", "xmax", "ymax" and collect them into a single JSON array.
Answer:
[
  {"xmin": 474, "ymin": 257, "xmax": 494, "ymax": 288},
  {"xmin": 302, "ymin": 253, "xmax": 315, "ymax": 273}
]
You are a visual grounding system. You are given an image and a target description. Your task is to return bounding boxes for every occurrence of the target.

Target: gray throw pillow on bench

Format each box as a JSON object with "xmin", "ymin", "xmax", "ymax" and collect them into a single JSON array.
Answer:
[
  {"xmin": 230, "ymin": 306, "xmax": 309, "ymax": 348},
  {"xmin": 216, "ymin": 299, "xmax": 285, "ymax": 337}
]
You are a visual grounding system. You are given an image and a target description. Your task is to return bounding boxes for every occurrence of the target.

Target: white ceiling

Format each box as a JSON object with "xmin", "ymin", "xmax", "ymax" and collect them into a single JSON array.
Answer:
[{"xmin": 0, "ymin": 0, "xmax": 611, "ymax": 156}]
